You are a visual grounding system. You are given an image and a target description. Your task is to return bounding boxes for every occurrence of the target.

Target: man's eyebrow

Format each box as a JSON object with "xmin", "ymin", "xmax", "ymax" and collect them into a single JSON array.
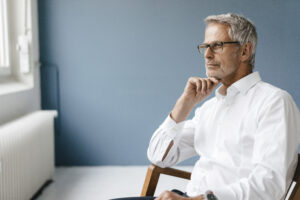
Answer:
[{"xmin": 202, "ymin": 41, "xmax": 219, "ymax": 44}]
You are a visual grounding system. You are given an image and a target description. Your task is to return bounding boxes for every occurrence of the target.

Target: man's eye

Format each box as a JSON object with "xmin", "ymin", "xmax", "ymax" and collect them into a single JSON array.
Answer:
[{"xmin": 212, "ymin": 43, "xmax": 222, "ymax": 48}]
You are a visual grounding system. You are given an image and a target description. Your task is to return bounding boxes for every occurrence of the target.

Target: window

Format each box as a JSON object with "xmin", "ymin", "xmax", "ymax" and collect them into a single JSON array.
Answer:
[
  {"xmin": 0, "ymin": 0, "xmax": 10, "ymax": 72},
  {"xmin": 0, "ymin": 0, "xmax": 32, "ymax": 77},
  {"xmin": 17, "ymin": 0, "xmax": 32, "ymax": 74},
  {"xmin": 0, "ymin": 0, "xmax": 36, "ymax": 95}
]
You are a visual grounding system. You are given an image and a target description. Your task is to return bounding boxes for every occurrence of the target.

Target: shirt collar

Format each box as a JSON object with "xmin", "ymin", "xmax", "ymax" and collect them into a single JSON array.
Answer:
[{"xmin": 215, "ymin": 71, "xmax": 262, "ymax": 100}]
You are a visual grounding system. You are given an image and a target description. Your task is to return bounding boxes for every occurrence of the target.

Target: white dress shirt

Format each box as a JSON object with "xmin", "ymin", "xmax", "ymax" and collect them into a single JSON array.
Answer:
[{"xmin": 147, "ymin": 72, "xmax": 300, "ymax": 200}]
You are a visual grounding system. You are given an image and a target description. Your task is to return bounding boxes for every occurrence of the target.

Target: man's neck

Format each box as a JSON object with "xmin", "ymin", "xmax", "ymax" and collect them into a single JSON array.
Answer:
[{"xmin": 219, "ymin": 66, "xmax": 252, "ymax": 96}]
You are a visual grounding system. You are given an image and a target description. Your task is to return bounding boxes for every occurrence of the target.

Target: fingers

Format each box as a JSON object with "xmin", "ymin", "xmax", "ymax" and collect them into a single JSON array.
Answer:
[
  {"xmin": 182, "ymin": 77, "xmax": 220, "ymax": 105},
  {"xmin": 189, "ymin": 77, "xmax": 219, "ymax": 94},
  {"xmin": 208, "ymin": 78, "xmax": 220, "ymax": 91},
  {"xmin": 155, "ymin": 190, "xmax": 184, "ymax": 200},
  {"xmin": 197, "ymin": 194, "xmax": 206, "ymax": 200},
  {"xmin": 200, "ymin": 79, "xmax": 207, "ymax": 93},
  {"xmin": 194, "ymin": 78, "xmax": 201, "ymax": 92}
]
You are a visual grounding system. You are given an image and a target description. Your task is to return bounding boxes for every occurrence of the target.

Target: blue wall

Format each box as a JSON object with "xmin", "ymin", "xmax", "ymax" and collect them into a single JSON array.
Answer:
[{"xmin": 38, "ymin": 0, "xmax": 300, "ymax": 166}]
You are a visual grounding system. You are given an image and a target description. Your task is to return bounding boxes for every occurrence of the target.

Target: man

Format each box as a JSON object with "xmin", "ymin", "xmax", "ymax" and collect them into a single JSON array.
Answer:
[
  {"xmin": 147, "ymin": 13, "xmax": 300, "ymax": 200},
  {"xmin": 114, "ymin": 13, "xmax": 300, "ymax": 200}
]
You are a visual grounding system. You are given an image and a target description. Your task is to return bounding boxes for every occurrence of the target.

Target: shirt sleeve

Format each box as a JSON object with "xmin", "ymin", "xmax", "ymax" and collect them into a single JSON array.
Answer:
[
  {"xmin": 213, "ymin": 91, "xmax": 300, "ymax": 200},
  {"xmin": 147, "ymin": 112, "xmax": 198, "ymax": 168}
]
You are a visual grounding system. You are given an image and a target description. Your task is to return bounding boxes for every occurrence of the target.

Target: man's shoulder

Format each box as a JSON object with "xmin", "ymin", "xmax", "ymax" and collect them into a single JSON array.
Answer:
[
  {"xmin": 254, "ymin": 81, "xmax": 295, "ymax": 106},
  {"xmin": 254, "ymin": 81, "xmax": 291, "ymax": 99}
]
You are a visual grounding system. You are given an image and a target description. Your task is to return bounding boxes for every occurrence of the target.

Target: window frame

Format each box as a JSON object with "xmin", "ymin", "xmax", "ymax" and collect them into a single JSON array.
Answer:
[
  {"xmin": 0, "ymin": 0, "xmax": 37, "ymax": 95},
  {"xmin": 0, "ymin": 0, "xmax": 10, "ymax": 74}
]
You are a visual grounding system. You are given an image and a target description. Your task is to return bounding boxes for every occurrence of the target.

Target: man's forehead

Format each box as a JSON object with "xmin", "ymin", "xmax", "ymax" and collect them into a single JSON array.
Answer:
[{"xmin": 204, "ymin": 23, "xmax": 231, "ymax": 43}]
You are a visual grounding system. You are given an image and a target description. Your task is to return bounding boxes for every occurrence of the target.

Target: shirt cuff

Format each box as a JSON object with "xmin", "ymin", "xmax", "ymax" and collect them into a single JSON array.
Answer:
[
  {"xmin": 159, "ymin": 114, "xmax": 186, "ymax": 138},
  {"xmin": 213, "ymin": 186, "xmax": 236, "ymax": 200}
]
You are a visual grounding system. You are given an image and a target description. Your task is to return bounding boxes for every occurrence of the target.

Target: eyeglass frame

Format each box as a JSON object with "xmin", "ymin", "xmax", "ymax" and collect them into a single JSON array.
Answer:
[{"xmin": 197, "ymin": 41, "xmax": 240, "ymax": 54}]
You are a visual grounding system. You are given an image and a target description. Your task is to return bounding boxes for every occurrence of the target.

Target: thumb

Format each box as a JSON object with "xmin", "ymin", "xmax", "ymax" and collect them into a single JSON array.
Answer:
[{"xmin": 209, "ymin": 77, "xmax": 221, "ymax": 84}]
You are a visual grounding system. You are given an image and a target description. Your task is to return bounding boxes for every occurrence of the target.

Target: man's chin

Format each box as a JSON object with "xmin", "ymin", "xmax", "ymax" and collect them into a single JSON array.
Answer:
[{"xmin": 206, "ymin": 72, "xmax": 221, "ymax": 80}]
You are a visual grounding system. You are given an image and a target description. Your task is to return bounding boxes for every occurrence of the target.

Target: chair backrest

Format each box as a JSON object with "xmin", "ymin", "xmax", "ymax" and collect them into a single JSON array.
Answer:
[{"xmin": 287, "ymin": 154, "xmax": 300, "ymax": 200}]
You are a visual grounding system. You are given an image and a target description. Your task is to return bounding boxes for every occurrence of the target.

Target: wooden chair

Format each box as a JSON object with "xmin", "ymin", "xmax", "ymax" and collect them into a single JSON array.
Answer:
[{"xmin": 141, "ymin": 154, "xmax": 300, "ymax": 199}]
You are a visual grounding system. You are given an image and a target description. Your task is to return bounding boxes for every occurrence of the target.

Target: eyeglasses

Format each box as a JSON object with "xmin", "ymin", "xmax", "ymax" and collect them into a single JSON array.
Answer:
[{"xmin": 197, "ymin": 41, "xmax": 240, "ymax": 54}]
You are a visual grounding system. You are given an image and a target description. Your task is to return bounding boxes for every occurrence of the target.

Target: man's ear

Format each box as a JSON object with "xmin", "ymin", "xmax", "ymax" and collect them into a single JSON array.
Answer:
[{"xmin": 240, "ymin": 42, "xmax": 253, "ymax": 62}]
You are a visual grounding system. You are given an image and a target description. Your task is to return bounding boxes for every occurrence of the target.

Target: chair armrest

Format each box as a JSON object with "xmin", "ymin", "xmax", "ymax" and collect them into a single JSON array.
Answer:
[
  {"xmin": 141, "ymin": 164, "xmax": 191, "ymax": 197},
  {"xmin": 288, "ymin": 155, "xmax": 300, "ymax": 200}
]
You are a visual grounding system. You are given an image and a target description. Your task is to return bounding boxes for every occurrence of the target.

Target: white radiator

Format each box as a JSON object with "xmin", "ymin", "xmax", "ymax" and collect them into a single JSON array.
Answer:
[{"xmin": 0, "ymin": 110, "xmax": 57, "ymax": 200}]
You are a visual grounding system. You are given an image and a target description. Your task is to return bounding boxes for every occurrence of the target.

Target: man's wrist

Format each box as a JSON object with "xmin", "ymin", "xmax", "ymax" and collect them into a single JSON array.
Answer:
[
  {"xmin": 185, "ymin": 193, "xmax": 218, "ymax": 200},
  {"xmin": 187, "ymin": 196, "xmax": 202, "ymax": 200},
  {"xmin": 171, "ymin": 97, "xmax": 196, "ymax": 123}
]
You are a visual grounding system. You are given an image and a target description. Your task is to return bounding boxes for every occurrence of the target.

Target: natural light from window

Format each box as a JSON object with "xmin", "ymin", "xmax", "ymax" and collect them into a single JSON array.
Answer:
[
  {"xmin": 0, "ymin": 0, "xmax": 10, "ymax": 70},
  {"xmin": 0, "ymin": 0, "xmax": 37, "ymax": 95}
]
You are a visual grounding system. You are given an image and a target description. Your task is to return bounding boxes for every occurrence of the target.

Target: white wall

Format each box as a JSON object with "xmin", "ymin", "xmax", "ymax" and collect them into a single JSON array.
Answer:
[
  {"xmin": 0, "ymin": 69, "xmax": 40, "ymax": 125},
  {"xmin": 0, "ymin": 0, "xmax": 40, "ymax": 125}
]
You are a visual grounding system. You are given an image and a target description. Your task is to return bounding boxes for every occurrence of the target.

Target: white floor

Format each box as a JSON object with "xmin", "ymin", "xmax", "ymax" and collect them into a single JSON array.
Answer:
[{"xmin": 35, "ymin": 166, "xmax": 193, "ymax": 200}]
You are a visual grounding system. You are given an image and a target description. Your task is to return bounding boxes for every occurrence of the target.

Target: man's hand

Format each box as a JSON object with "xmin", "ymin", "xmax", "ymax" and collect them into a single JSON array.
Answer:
[
  {"xmin": 155, "ymin": 190, "xmax": 190, "ymax": 200},
  {"xmin": 171, "ymin": 77, "xmax": 220, "ymax": 123},
  {"xmin": 182, "ymin": 77, "xmax": 220, "ymax": 105},
  {"xmin": 155, "ymin": 190, "xmax": 216, "ymax": 200}
]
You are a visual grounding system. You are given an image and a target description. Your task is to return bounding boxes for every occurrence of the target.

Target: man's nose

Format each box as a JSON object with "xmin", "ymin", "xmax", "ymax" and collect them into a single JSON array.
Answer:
[{"xmin": 204, "ymin": 47, "xmax": 214, "ymax": 59}]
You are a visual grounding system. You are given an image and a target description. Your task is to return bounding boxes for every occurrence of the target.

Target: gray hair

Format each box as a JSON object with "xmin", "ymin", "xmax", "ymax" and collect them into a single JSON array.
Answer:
[{"xmin": 205, "ymin": 13, "xmax": 257, "ymax": 69}]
